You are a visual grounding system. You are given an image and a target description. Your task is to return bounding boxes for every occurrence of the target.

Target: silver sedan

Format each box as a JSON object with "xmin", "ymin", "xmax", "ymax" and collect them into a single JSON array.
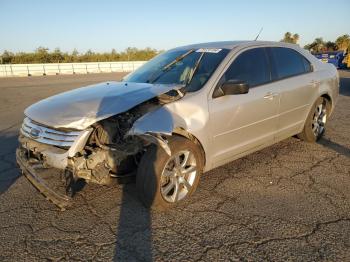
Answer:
[{"xmin": 17, "ymin": 41, "xmax": 339, "ymax": 210}]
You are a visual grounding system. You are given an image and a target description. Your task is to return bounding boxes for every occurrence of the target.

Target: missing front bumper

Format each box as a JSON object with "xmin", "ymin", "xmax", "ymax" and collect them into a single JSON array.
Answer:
[{"xmin": 16, "ymin": 149, "xmax": 72, "ymax": 210}]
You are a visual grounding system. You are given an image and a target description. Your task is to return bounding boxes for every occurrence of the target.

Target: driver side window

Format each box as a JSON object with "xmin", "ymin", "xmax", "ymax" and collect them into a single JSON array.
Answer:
[{"xmin": 222, "ymin": 48, "xmax": 271, "ymax": 88}]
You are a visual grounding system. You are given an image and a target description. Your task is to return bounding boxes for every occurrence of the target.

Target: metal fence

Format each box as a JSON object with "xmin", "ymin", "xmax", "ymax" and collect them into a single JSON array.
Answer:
[{"xmin": 0, "ymin": 61, "xmax": 147, "ymax": 77}]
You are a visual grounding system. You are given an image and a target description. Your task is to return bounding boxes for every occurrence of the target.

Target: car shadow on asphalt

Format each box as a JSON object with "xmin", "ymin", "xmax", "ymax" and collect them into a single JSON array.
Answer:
[
  {"xmin": 113, "ymin": 184, "xmax": 153, "ymax": 261},
  {"xmin": 112, "ymin": 150, "xmax": 158, "ymax": 261},
  {"xmin": 0, "ymin": 130, "xmax": 155, "ymax": 260},
  {"xmin": 318, "ymin": 137, "xmax": 350, "ymax": 158},
  {"xmin": 0, "ymin": 132, "xmax": 21, "ymax": 195}
]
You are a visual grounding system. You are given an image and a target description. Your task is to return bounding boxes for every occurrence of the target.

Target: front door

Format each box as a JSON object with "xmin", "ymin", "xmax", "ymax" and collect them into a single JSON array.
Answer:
[{"xmin": 208, "ymin": 47, "xmax": 280, "ymax": 168}]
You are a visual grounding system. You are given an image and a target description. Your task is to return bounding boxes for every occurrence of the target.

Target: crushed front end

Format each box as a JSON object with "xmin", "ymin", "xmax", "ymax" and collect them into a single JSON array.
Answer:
[
  {"xmin": 17, "ymin": 117, "xmax": 93, "ymax": 209},
  {"xmin": 16, "ymin": 81, "xmax": 185, "ymax": 209},
  {"xmin": 16, "ymin": 104, "xmax": 151, "ymax": 209}
]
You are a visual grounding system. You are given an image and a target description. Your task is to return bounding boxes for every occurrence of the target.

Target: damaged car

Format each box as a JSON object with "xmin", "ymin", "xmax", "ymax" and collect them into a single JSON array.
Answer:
[{"xmin": 16, "ymin": 41, "xmax": 339, "ymax": 210}]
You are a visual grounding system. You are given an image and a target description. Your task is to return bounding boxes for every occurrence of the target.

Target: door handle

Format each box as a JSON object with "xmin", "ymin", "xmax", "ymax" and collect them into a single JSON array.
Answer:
[
  {"xmin": 264, "ymin": 92, "xmax": 279, "ymax": 99},
  {"xmin": 310, "ymin": 80, "xmax": 320, "ymax": 86}
]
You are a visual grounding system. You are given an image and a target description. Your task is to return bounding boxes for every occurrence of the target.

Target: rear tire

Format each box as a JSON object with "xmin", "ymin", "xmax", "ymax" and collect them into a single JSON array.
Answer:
[
  {"xmin": 298, "ymin": 97, "xmax": 330, "ymax": 142},
  {"xmin": 136, "ymin": 136, "xmax": 203, "ymax": 210}
]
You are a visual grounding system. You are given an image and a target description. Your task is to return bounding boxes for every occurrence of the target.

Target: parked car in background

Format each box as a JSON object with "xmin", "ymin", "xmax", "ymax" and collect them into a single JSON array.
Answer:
[
  {"xmin": 314, "ymin": 51, "xmax": 346, "ymax": 69},
  {"xmin": 343, "ymin": 52, "xmax": 350, "ymax": 69},
  {"xmin": 17, "ymin": 41, "xmax": 339, "ymax": 210}
]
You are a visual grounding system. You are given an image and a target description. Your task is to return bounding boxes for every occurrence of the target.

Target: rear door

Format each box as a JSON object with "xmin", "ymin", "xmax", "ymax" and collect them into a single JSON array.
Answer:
[{"xmin": 268, "ymin": 47, "xmax": 315, "ymax": 140}]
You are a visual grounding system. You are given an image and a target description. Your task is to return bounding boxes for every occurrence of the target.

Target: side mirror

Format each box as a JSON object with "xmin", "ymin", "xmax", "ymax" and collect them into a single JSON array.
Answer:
[{"xmin": 221, "ymin": 80, "xmax": 249, "ymax": 95}]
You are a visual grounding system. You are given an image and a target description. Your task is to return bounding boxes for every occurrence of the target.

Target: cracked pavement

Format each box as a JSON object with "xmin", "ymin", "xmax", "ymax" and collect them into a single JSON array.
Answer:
[{"xmin": 0, "ymin": 71, "xmax": 349, "ymax": 261}]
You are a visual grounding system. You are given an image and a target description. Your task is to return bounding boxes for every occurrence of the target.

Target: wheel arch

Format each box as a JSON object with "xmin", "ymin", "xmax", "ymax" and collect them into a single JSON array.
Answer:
[
  {"xmin": 321, "ymin": 93, "xmax": 332, "ymax": 107},
  {"xmin": 320, "ymin": 92, "xmax": 333, "ymax": 115},
  {"xmin": 172, "ymin": 127, "xmax": 206, "ymax": 168}
]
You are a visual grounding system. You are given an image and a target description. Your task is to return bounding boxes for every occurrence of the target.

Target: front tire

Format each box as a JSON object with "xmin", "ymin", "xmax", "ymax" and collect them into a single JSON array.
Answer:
[
  {"xmin": 136, "ymin": 136, "xmax": 203, "ymax": 210},
  {"xmin": 298, "ymin": 97, "xmax": 330, "ymax": 142}
]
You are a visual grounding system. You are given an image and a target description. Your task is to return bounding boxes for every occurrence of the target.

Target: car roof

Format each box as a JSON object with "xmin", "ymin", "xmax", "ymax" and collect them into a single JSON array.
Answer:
[{"xmin": 173, "ymin": 40, "xmax": 300, "ymax": 51}]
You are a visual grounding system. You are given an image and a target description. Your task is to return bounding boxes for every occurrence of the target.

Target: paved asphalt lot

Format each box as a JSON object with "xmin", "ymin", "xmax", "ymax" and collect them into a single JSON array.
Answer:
[{"xmin": 0, "ymin": 71, "xmax": 349, "ymax": 261}]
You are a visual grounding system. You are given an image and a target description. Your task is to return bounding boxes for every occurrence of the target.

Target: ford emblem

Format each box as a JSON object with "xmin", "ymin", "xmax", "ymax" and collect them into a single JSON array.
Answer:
[{"xmin": 29, "ymin": 127, "xmax": 42, "ymax": 139}]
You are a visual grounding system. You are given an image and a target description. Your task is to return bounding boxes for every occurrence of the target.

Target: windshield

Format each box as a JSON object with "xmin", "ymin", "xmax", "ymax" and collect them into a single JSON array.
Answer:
[{"xmin": 124, "ymin": 48, "xmax": 229, "ymax": 92}]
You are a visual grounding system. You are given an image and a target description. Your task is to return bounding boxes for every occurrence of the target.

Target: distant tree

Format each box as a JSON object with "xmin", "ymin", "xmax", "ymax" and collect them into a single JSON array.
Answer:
[
  {"xmin": 72, "ymin": 48, "xmax": 79, "ymax": 57},
  {"xmin": 111, "ymin": 48, "xmax": 120, "ymax": 61},
  {"xmin": 335, "ymin": 34, "xmax": 350, "ymax": 51},
  {"xmin": 63, "ymin": 48, "xmax": 79, "ymax": 63},
  {"xmin": 1, "ymin": 50, "xmax": 14, "ymax": 64},
  {"xmin": 304, "ymin": 38, "xmax": 325, "ymax": 53},
  {"xmin": 35, "ymin": 47, "xmax": 50, "ymax": 63},
  {"xmin": 293, "ymin": 34, "xmax": 300, "ymax": 43},
  {"xmin": 281, "ymin": 32, "xmax": 300, "ymax": 44},
  {"xmin": 325, "ymin": 41, "xmax": 337, "ymax": 52},
  {"xmin": 0, "ymin": 47, "xmax": 160, "ymax": 64},
  {"xmin": 85, "ymin": 49, "xmax": 93, "ymax": 56},
  {"xmin": 52, "ymin": 48, "xmax": 64, "ymax": 63},
  {"xmin": 71, "ymin": 48, "xmax": 79, "ymax": 62},
  {"xmin": 125, "ymin": 47, "xmax": 137, "ymax": 61}
]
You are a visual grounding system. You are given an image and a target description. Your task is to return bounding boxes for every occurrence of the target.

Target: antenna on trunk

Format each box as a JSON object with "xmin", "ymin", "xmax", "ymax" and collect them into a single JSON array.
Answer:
[{"xmin": 254, "ymin": 27, "xmax": 263, "ymax": 41}]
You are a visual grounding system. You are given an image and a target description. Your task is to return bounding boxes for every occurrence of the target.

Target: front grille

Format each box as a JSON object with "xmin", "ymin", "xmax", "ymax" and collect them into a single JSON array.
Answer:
[{"xmin": 21, "ymin": 117, "xmax": 82, "ymax": 148}]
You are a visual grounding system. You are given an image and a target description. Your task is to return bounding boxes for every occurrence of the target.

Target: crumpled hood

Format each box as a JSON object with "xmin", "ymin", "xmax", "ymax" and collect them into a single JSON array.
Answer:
[{"xmin": 25, "ymin": 81, "xmax": 181, "ymax": 130}]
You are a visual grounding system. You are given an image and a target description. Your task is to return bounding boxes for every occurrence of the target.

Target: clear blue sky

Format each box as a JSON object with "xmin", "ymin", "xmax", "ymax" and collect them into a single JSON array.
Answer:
[{"xmin": 1, "ymin": 0, "xmax": 349, "ymax": 53}]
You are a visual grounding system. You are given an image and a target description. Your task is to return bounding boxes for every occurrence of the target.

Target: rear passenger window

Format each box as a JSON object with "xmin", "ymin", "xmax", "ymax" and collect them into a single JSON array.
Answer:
[
  {"xmin": 302, "ymin": 57, "xmax": 312, "ymax": 73},
  {"xmin": 223, "ymin": 48, "xmax": 270, "ymax": 87},
  {"xmin": 271, "ymin": 47, "xmax": 310, "ymax": 79}
]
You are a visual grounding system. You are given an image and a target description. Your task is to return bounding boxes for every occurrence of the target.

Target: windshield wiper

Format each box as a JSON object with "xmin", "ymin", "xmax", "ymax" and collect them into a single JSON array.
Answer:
[
  {"xmin": 186, "ymin": 52, "xmax": 204, "ymax": 85},
  {"xmin": 162, "ymin": 49, "xmax": 195, "ymax": 72},
  {"xmin": 147, "ymin": 49, "xmax": 195, "ymax": 84}
]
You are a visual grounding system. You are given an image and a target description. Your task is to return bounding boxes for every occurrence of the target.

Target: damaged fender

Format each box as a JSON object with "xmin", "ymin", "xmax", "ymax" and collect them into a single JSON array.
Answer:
[{"xmin": 127, "ymin": 107, "xmax": 187, "ymax": 155}]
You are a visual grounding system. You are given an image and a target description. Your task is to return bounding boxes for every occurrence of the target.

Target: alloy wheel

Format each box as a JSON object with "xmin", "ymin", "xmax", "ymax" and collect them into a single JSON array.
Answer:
[
  {"xmin": 312, "ymin": 100, "xmax": 327, "ymax": 137},
  {"xmin": 160, "ymin": 150, "xmax": 197, "ymax": 203}
]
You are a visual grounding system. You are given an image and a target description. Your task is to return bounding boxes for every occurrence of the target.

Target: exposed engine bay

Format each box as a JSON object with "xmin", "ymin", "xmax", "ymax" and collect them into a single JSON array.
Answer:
[
  {"xmin": 71, "ymin": 89, "xmax": 184, "ymax": 183},
  {"xmin": 16, "ymin": 88, "xmax": 184, "ymax": 209},
  {"xmin": 71, "ymin": 100, "xmax": 157, "ymax": 185}
]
